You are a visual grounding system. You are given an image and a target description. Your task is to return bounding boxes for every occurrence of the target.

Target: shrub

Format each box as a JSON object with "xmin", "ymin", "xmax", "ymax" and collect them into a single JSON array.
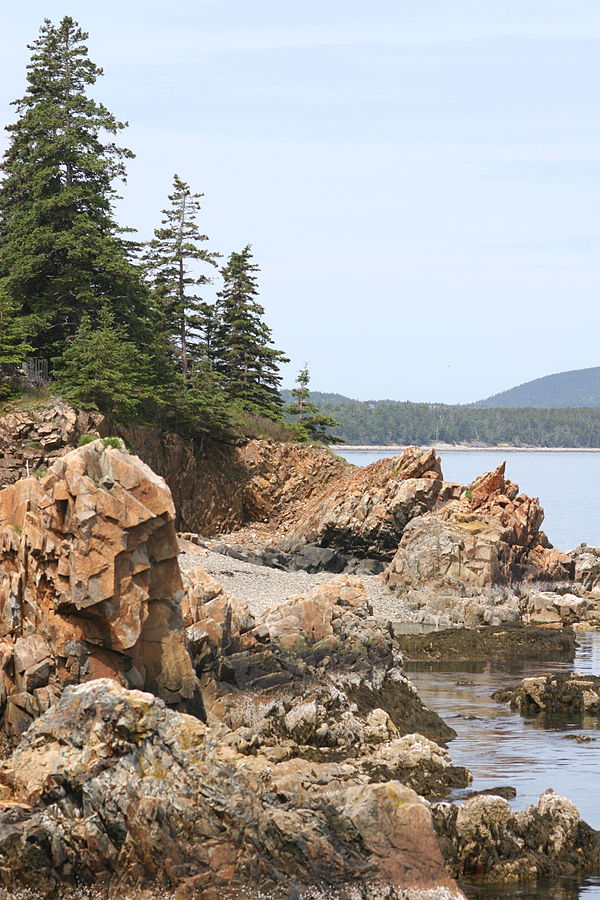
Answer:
[
  {"xmin": 102, "ymin": 436, "xmax": 125, "ymax": 450},
  {"xmin": 77, "ymin": 434, "xmax": 98, "ymax": 447}
]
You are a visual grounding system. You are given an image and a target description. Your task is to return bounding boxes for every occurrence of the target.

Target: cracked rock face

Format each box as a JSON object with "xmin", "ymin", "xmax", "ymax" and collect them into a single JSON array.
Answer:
[
  {"xmin": 385, "ymin": 463, "xmax": 573, "ymax": 593},
  {"xmin": 184, "ymin": 571, "xmax": 467, "ymax": 795},
  {"xmin": 0, "ymin": 440, "xmax": 198, "ymax": 736},
  {"xmin": 0, "ymin": 678, "xmax": 465, "ymax": 900},
  {"xmin": 281, "ymin": 446, "xmax": 444, "ymax": 560}
]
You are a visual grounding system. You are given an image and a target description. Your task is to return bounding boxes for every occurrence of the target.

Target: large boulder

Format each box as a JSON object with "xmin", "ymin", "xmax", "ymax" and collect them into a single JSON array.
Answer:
[
  {"xmin": 282, "ymin": 446, "xmax": 444, "ymax": 560},
  {"xmin": 385, "ymin": 463, "xmax": 573, "ymax": 593},
  {"xmin": 0, "ymin": 679, "xmax": 466, "ymax": 899},
  {"xmin": 0, "ymin": 439, "xmax": 198, "ymax": 735}
]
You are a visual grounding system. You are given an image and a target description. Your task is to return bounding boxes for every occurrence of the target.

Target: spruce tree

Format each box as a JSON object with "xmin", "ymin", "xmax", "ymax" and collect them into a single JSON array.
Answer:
[
  {"xmin": 287, "ymin": 365, "xmax": 344, "ymax": 444},
  {"xmin": 0, "ymin": 16, "xmax": 150, "ymax": 357},
  {"xmin": 53, "ymin": 306, "xmax": 156, "ymax": 422},
  {"xmin": 144, "ymin": 175, "xmax": 219, "ymax": 382},
  {"xmin": 214, "ymin": 246, "xmax": 288, "ymax": 419}
]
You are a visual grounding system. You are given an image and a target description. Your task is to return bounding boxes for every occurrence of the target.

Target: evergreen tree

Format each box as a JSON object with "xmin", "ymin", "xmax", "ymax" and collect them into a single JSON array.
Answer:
[
  {"xmin": 214, "ymin": 246, "xmax": 288, "ymax": 419},
  {"xmin": 287, "ymin": 365, "xmax": 344, "ymax": 444},
  {"xmin": 144, "ymin": 175, "xmax": 219, "ymax": 382},
  {"xmin": 0, "ymin": 290, "xmax": 32, "ymax": 398},
  {"xmin": 0, "ymin": 290, "xmax": 31, "ymax": 367},
  {"xmin": 53, "ymin": 306, "xmax": 156, "ymax": 422},
  {"xmin": 0, "ymin": 16, "xmax": 150, "ymax": 357},
  {"xmin": 176, "ymin": 361, "xmax": 232, "ymax": 447}
]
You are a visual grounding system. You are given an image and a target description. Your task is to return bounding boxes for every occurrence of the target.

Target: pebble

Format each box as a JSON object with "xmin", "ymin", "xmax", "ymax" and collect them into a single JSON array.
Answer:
[{"xmin": 179, "ymin": 549, "xmax": 411, "ymax": 621}]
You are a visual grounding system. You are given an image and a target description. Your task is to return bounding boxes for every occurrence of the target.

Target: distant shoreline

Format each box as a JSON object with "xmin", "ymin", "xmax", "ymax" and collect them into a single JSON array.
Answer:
[{"xmin": 336, "ymin": 444, "xmax": 600, "ymax": 453}]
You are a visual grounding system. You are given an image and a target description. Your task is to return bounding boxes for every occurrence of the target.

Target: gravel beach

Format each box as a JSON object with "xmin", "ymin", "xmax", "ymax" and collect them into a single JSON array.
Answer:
[{"xmin": 179, "ymin": 548, "xmax": 407, "ymax": 621}]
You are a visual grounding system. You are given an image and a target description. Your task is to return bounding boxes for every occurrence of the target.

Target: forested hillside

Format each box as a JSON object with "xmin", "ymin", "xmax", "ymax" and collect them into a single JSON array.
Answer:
[
  {"xmin": 286, "ymin": 393, "xmax": 600, "ymax": 447},
  {"xmin": 474, "ymin": 367, "xmax": 600, "ymax": 408}
]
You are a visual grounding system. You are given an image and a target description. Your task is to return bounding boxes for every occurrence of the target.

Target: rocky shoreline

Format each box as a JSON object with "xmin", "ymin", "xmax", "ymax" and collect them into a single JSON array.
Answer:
[{"xmin": 1, "ymin": 403, "xmax": 600, "ymax": 898}]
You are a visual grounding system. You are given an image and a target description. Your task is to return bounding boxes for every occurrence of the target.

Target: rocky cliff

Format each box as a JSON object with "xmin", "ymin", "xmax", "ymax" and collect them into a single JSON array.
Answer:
[{"xmin": 0, "ymin": 401, "xmax": 349, "ymax": 533}]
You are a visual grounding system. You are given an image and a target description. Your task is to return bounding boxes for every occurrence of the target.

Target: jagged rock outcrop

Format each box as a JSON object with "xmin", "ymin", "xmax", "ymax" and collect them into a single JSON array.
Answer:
[
  {"xmin": 493, "ymin": 673, "xmax": 600, "ymax": 717},
  {"xmin": 0, "ymin": 439, "xmax": 198, "ymax": 735},
  {"xmin": 0, "ymin": 679, "xmax": 466, "ymax": 899},
  {"xmin": 0, "ymin": 402, "xmax": 351, "ymax": 534},
  {"xmin": 434, "ymin": 790, "xmax": 600, "ymax": 881},
  {"xmin": 281, "ymin": 447, "xmax": 444, "ymax": 560},
  {"xmin": 385, "ymin": 463, "xmax": 573, "ymax": 593},
  {"xmin": 126, "ymin": 424, "xmax": 350, "ymax": 533},
  {"xmin": 0, "ymin": 399, "xmax": 105, "ymax": 486}
]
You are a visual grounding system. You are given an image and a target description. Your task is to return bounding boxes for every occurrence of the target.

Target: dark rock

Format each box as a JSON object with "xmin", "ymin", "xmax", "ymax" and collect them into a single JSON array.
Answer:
[
  {"xmin": 395, "ymin": 625, "xmax": 577, "ymax": 662},
  {"xmin": 492, "ymin": 673, "xmax": 600, "ymax": 717},
  {"xmin": 463, "ymin": 785, "xmax": 517, "ymax": 800},
  {"xmin": 433, "ymin": 790, "xmax": 600, "ymax": 881}
]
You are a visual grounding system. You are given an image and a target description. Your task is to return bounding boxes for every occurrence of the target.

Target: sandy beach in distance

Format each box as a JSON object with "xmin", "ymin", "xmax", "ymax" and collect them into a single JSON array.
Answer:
[{"xmin": 336, "ymin": 444, "xmax": 600, "ymax": 452}]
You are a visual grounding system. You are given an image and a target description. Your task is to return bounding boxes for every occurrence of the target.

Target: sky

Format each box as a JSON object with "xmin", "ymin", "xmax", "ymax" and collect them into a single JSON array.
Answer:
[{"xmin": 2, "ymin": 1, "xmax": 600, "ymax": 403}]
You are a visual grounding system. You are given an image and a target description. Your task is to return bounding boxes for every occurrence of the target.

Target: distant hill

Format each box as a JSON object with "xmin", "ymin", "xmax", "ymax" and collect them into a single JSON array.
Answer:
[
  {"xmin": 475, "ymin": 367, "xmax": 600, "ymax": 409},
  {"xmin": 281, "ymin": 389, "xmax": 354, "ymax": 404}
]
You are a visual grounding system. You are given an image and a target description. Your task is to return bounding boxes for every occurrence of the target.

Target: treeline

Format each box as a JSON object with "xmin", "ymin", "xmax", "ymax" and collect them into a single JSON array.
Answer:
[
  {"xmin": 0, "ymin": 17, "xmax": 289, "ymax": 440},
  {"xmin": 300, "ymin": 395, "xmax": 600, "ymax": 447}
]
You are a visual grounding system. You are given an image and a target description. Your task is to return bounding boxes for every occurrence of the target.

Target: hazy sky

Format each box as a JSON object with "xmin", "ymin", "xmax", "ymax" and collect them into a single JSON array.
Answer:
[{"xmin": 2, "ymin": 1, "xmax": 600, "ymax": 402}]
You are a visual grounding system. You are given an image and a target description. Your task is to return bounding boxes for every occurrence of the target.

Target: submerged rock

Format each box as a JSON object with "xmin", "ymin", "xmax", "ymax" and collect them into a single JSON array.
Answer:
[
  {"xmin": 492, "ymin": 672, "xmax": 600, "ymax": 717},
  {"xmin": 0, "ymin": 679, "xmax": 466, "ymax": 899},
  {"xmin": 395, "ymin": 625, "xmax": 577, "ymax": 662},
  {"xmin": 433, "ymin": 789, "xmax": 600, "ymax": 881}
]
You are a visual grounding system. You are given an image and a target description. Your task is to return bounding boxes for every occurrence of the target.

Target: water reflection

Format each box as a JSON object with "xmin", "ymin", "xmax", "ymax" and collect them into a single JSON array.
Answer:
[
  {"xmin": 462, "ymin": 875, "xmax": 600, "ymax": 899},
  {"xmin": 405, "ymin": 632, "xmax": 600, "ymax": 899}
]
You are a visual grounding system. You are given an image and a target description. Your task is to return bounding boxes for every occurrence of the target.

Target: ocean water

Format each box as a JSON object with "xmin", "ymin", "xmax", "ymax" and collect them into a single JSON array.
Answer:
[
  {"xmin": 338, "ymin": 448, "xmax": 600, "ymax": 551},
  {"xmin": 411, "ymin": 632, "xmax": 600, "ymax": 900},
  {"xmin": 339, "ymin": 447, "xmax": 600, "ymax": 899}
]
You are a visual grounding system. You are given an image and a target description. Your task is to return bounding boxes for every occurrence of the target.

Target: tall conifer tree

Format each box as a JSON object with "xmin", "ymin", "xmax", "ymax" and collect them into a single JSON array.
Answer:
[
  {"xmin": 0, "ymin": 16, "xmax": 149, "ymax": 356},
  {"xmin": 144, "ymin": 175, "xmax": 219, "ymax": 382},
  {"xmin": 214, "ymin": 246, "xmax": 288, "ymax": 419}
]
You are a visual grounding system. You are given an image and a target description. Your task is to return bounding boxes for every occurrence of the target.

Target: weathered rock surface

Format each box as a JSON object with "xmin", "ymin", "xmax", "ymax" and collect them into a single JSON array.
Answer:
[
  {"xmin": 570, "ymin": 543, "xmax": 600, "ymax": 595},
  {"xmin": 0, "ymin": 439, "xmax": 198, "ymax": 736},
  {"xmin": 395, "ymin": 625, "xmax": 577, "ymax": 662},
  {"xmin": 281, "ymin": 446, "xmax": 444, "ymax": 560},
  {"xmin": 0, "ymin": 679, "xmax": 465, "ymax": 899},
  {"xmin": 493, "ymin": 672, "xmax": 600, "ymax": 717},
  {"xmin": 0, "ymin": 399, "xmax": 105, "ymax": 486},
  {"xmin": 184, "ymin": 570, "xmax": 467, "ymax": 793},
  {"xmin": 127, "ymin": 425, "xmax": 351, "ymax": 534},
  {"xmin": 385, "ymin": 463, "xmax": 573, "ymax": 592},
  {"xmin": 434, "ymin": 790, "xmax": 600, "ymax": 881}
]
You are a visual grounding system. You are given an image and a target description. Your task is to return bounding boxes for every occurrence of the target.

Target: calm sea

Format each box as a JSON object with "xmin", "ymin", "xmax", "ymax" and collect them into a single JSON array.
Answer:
[
  {"xmin": 339, "ymin": 447, "xmax": 600, "ymax": 899},
  {"xmin": 338, "ymin": 448, "xmax": 600, "ymax": 551}
]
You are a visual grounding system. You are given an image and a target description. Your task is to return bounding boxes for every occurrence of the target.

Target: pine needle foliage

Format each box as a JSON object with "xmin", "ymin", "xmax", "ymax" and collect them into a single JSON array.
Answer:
[
  {"xmin": 0, "ymin": 16, "xmax": 150, "ymax": 356},
  {"xmin": 214, "ymin": 246, "xmax": 288, "ymax": 420},
  {"xmin": 53, "ymin": 306, "xmax": 156, "ymax": 422},
  {"xmin": 287, "ymin": 365, "xmax": 344, "ymax": 444},
  {"xmin": 144, "ymin": 175, "xmax": 220, "ymax": 382}
]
